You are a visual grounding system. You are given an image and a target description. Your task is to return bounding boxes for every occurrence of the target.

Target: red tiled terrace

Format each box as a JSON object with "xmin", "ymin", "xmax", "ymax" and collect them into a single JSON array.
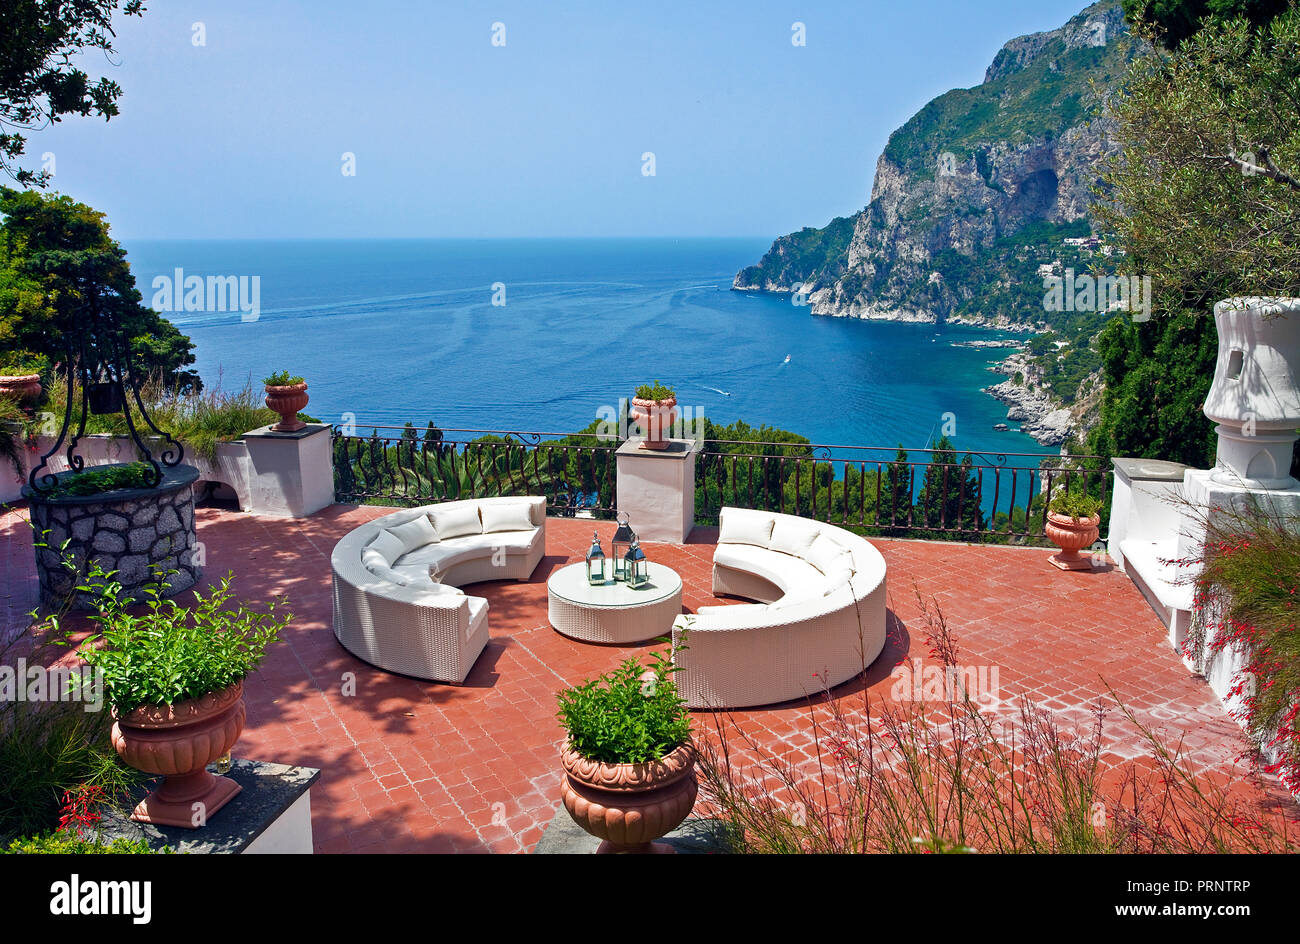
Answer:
[{"xmin": 0, "ymin": 503, "xmax": 1290, "ymax": 853}]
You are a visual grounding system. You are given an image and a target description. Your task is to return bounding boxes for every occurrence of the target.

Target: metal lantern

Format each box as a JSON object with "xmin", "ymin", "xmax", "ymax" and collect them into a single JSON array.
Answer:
[
  {"xmin": 585, "ymin": 531, "xmax": 607, "ymax": 585},
  {"xmin": 611, "ymin": 512, "xmax": 635, "ymax": 581},
  {"xmin": 624, "ymin": 538, "xmax": 649, "ymax": 589}
]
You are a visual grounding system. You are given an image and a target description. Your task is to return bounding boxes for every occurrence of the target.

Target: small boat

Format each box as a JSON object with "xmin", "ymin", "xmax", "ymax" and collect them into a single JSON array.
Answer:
[
  {"xmin": 993, "ymin": 423, "xmax": 1010, "ymax": 431},
  {"xmin": 783, "ymin": 355, "xmax": 791, "ymax": 364}
]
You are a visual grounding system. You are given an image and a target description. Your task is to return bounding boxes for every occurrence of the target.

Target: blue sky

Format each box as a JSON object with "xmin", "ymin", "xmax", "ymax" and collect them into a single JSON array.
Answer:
[{"xmin": 29, "ymin": 0, "xmax": 1092, "ymax": 239}]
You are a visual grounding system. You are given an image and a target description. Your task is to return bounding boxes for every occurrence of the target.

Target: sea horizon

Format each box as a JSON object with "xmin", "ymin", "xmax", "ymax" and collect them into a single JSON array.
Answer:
[{"xmin": 124, "ymin": 236, "xmax": 1051, "ymax": 466}]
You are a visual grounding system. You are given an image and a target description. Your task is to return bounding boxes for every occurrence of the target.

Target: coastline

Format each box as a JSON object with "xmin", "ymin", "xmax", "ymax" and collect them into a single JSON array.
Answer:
[
  {"xmin": 982, "ymin": 351, "xmax": 1077, "ymax": 447},
  {"xmin": 733, "ymin": 285, "xmax": 1073, "ymax": 446}
]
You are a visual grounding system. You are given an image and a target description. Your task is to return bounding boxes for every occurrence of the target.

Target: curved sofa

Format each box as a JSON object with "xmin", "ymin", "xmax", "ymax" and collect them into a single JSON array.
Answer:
[
  {"xmin": 671, "ymin": 507, "xmax": 887, "ymax": 708},
  {"xmin": 332, "ymin": 497, "xmax": 545, "ymax": 683}
]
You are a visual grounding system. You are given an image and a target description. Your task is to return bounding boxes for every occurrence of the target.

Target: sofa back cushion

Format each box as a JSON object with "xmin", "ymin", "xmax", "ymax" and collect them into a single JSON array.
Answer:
[
  {"xmin": 768, "ymin": 517, "xmax": 822, "ymax": 559},
  {"xmin": 822, "ymin": 567, "xmax": 854, "ymax": 594},
  {"xmin": 430, "ymin": 503, "xmax": 483, "ymax": 540},
  {"xmin": 480, "ymin": 500, "xmax": 535, "ymax": 534},
  {"xmin": 362, "ymin": 548, "xmax": 413, "ymax": 585},
  {"xmin": 719, "ymin": 510, "xmax": 775, "ymax": 548},
  {"xmin": 386, "ymin": 515, "xmax": 439, "ymax": 554},
  {"xmin": 367, "ymin": 530, "xmax": 406, "ymax": 566},
  {"xmin": 805, "ymin": 532, "xmax": 854, "ymax": 576}
]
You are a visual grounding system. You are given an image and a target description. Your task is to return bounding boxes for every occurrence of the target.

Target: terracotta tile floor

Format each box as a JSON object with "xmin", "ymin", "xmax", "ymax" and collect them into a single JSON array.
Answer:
[{"xmin": 0, "ymin": 502, "xmax": 1291, "ymax": 853}]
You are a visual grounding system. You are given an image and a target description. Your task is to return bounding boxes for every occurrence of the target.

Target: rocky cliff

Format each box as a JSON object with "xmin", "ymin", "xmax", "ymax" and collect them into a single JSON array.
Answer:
[{"xmin": 734, "ymin": 1, "xmax": 1138, "ymax": 328}]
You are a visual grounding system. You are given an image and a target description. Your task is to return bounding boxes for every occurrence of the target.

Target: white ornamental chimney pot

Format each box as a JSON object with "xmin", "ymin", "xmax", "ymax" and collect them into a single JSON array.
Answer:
[{"xmin": 1202, "ymin": 297, "xmax": 1300, "ymax": 488}]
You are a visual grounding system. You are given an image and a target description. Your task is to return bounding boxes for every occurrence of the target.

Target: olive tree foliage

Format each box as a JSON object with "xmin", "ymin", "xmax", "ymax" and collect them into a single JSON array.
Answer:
[
  {"xmin": 1121, "ymin": 0, "xmax": 1291, "ymax": 48},
  {"xmin": 1087, "ymin": 9, "xmax": 1300, "ymax": 468},
  {"xmin": 0, "ymin": 1, "xmax": 145, "ymax": 187}
]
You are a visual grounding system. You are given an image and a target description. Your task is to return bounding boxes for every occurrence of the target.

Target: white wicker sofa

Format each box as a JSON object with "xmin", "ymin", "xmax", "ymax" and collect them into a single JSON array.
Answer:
[
  {"xmin": 671, "ymin": 507, "xmax": 887, "ymax": 708},
  {"xmin": 331, "ymin": 497, "xmax": 546, "ymax": 683}
]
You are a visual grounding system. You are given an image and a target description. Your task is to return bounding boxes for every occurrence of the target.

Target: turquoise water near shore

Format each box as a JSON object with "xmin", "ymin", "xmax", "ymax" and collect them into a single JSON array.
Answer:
[{"xmin": 123, "ymin": 237, "xmax": 1049, "ymax": 468}]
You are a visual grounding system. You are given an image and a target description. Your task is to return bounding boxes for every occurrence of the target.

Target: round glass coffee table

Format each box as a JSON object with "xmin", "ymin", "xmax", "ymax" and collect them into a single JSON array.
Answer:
[{"xmin": 547, "ymin": 562, "xmax": 683, "ymax": 644}]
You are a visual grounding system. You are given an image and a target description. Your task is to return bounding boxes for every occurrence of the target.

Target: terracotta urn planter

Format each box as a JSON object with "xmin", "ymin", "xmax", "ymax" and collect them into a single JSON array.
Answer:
[
  {"xmin": 111, "ymin": 682, "xmax": 246, "ymax": 828},
  {"xmin": 264, "ymin": 381, "xmax": 308, "ymax": 433},
  {"xmin": 560, "ymin": 742, "xmax": 697, "ymax": 854},
  {"xmin": 1044, "ymin": 512, "xmax": 1101, "ymax": 571},
  {"xmin": 0, "ymin": 373, "xmax": 41, "ymax": 407},
  {"xmin": 629, "ymin": 396, "xmax": 678, "ymax": 450}
]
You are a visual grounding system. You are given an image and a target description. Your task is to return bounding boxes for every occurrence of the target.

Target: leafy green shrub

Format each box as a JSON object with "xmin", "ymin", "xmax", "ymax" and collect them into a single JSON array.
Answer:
[
  {"xmin": 557, "ymin": 646, "xmax": 691, "ymax": 764},
  {"xmin": 633, "ymin": 381, "xmax": 675, "ymax": 401},
  {"xmin": 3, "ymin": 832, "xmax": 160, "ymax": 854},
  {"xmin": 1089, "ymin": 10, "xmax": 1300, "ymax": 471},
  {"xmin": 1, "ymin": 600, "xmax": 140, "ymax": 843},
  {"xmin": 0, "ymin": 351, "xmax": 50, "ymax": 375},
  {"xmin": 262, "ymin": 371, "xmax": 304, "ymax": 387},
  {"xmin": 1048, "ymin": 482, "xmax": 1101, "ymax": 519},
  {"xmin": 0, "ymin": 697, "xmax": 139, "ymax": 843},
  {"xmin": 47, "ymin": 462, "xmax": 155, "ymax": 498},
  {"xmin": 0, "ymin": 396, "xmax": 26, "ymax": 475},
  {"xmin": 1190, "ymin": 500, "xmax": 1300, "ymax": 792},
  {"xmin": 54, "ymin": 568, "xmax": 290, "ymax": 714}
]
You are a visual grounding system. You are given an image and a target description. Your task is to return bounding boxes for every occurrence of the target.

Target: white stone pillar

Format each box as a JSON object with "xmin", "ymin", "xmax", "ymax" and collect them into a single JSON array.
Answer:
[
  {"xmin": 1107, "ymin": 457, "xmax": 1190, "ymax": 573},
  {"xmin": 615, "ymin": 437, "xmax": 696, "ymax": 544},
  {"xmin": 242, "ymin": 423, "xmax": 335, "ymax": 517}
]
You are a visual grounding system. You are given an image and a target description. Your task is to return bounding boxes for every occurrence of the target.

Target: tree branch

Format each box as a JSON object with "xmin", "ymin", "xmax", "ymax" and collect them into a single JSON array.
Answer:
[{"xmin": 1205, "ymin": 147, "xmax": 1300, "ymax": 193}]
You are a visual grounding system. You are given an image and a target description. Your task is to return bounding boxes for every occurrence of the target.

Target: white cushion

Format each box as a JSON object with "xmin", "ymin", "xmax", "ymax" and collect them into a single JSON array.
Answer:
[
  {"xmin": 430, "ymin": 503, "xmax": 482, "ymax": 540},
  {"xmin": 385, "ymin": 515, "xmax": 438, "ymax": 553},
  {"xmin": 713, "ymin": 543, "xmax": 826, "ymax": 597},
  {"xmin": 368, "ymin": 530, "xmax": 405, "ymax": 566},
  {"xmin": 768, "ymin": 518, "xmax": 822, "ymax": 559},
  {"xmin": 398, "ymin": 529, "xmax": 538, "ymax": 573},
  {"xmin": 479, "ymin": 501, "xmax": 535, "ymax": 534},
  {"xmin": 805, "ymin": 533, "xmax": 854, "ymax": 576},
  {"xmin": 675, "ymin": 603, "xmax": 770, "ymax": 630},
  {"xmin": 362, "ymin": 549, "xmax": 416, "ymax": 587},
  {"xmin": 822, "ymin": 568, "xmax": 853, "ymax": 594},
  {"xmin": 719, "ymin": 510, "xmax": 775, "ymax": 548}
]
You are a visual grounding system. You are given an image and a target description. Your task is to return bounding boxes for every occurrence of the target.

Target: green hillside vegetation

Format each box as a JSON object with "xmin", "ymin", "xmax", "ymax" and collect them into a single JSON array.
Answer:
[
  {"xmin": 1086, "ymin": 6, "xmax": 1300, "ymax": 471},
  {"xmin": 883, "ymin": 40, "xmax": 1131, "ymax": 177},
  {"xmin": 735, "ymin": 215, "xmax": 855, "ymax": 291}
]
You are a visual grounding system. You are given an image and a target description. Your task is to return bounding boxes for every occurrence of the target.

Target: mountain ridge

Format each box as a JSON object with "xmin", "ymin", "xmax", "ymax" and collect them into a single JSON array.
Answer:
[{"xmin": 734, "ymin": 0, "xmax": 1138, "ymax": 332}]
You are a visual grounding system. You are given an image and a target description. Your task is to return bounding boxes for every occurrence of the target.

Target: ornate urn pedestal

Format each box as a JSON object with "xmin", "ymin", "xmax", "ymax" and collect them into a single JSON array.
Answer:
[
  {"xmin": 560, "ymin": 743, "xmax": 698, "ymax": 854},
  {"xmin": 112, "ymin": 683, "xmax": 246, "ymax": 828},
  {"xmin": 1045, "ymin": 512, "xmax": 1101, "ymax": 570},
  {"xmin": 629, "ymin": 396, "xmax": 678, "ymax": 450},
  {"xmin": 1201, "ymin": 297, "xmax": 1300, "ymax": 489}
]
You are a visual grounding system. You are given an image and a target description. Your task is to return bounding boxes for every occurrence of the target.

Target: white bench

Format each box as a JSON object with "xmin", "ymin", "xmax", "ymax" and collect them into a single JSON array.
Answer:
[
  {"xmin": 671, "ymin": 507, "xmax": 888, "ymax": 708},
  {"xmin": 331, "ymin": 497, "xmax": 545, "ymax": 683}
]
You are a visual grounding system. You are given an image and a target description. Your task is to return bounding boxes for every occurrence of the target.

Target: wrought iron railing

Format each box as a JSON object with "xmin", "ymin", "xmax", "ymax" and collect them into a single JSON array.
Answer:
[
  {"xmin": 331, "ymin": 426, "xmax": 1111, "ymax": 544},
  {"xmin": 695, "ymin": 440, "xmax": 1111, "ymax": 544},
  {"xmin": 331, "ymin": 426, "xmax": 618, "ymax": 517}
]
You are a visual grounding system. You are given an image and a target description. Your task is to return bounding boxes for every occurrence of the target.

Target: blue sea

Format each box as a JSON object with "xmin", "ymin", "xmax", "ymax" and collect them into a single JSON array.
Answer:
[{"xmin": 123, "ymin": 238, "xmax": 1049, "ymax": 468}]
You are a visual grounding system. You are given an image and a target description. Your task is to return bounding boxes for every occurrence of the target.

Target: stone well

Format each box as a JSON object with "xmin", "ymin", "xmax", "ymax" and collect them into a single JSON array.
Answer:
[{"xmin": 24, "ymin": 464, "xmax": 202, "ymax": 610}]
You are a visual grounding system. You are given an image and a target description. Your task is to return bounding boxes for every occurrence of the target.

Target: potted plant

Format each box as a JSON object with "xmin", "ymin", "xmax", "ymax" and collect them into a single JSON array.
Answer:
[
  {"xmin": 60, "ymin": 564, "xmax": 290, "ymax": 828},
  {"xmin": 0, "ymin": 353, "xmax": 48, "ymax": 407},
  {"xmin": 629, "ymin": 381, "xmax": 677, "ymax": 450},
  {"xmin": 1044, "ymin": 481, "xmax": 1102, "ymax": 571},
  {"xmin": 555, "ymin": 646, "xmax": 696, "ymax": 853},
  {"xmin": 262, "ymin": 370, "xmax": 308, "ymax": 432}
]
